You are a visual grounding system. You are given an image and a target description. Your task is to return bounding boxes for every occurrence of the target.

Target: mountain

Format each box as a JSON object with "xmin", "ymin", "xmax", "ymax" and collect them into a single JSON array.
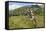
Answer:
[{"xmin": 9, "ymin": 5, "xmax": 44, "ymax": 16}]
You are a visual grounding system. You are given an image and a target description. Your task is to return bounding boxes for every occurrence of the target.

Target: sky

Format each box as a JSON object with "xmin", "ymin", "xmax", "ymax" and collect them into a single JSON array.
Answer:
[
  {"xmin": 9, "ymin": 2, "xmax": 32, "ymax": 10},
  {"xmin": 9, "ymin": 2, "xmax": 43, "ymax": 10}
]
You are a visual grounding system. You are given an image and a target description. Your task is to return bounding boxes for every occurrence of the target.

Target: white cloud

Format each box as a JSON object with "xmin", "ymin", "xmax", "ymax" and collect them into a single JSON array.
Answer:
[
  {"xmin": 9, "ymin": 3, "xmax": 22, "ymax": 10},
  {"xmin": 9, "ymin": 2, "xmax": 43, "ymax": 10},
  {"xmin": 32, "ymin": 3, "xmax": 43, "ymax": 6}
]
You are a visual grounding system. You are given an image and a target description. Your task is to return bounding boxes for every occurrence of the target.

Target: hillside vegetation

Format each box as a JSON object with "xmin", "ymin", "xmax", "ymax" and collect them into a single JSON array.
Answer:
[{"xmin": 9, "ymin": 5, "xmax": 45, "ymax": 29}]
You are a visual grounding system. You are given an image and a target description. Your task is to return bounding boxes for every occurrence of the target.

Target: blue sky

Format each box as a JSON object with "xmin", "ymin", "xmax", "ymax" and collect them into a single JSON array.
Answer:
[
  {"xmin": 9, "ymin": 2, "xmax": 32, "ymax": 10},
  {"xmin": 9, "ymin": 2, "xmax": 43, "ymax": 10}
]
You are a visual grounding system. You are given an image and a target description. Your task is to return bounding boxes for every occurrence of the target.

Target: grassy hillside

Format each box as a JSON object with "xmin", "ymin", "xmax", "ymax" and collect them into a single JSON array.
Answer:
[
  {"xmin": 9, "ymin": 16, "xmax": 44, "ymax": 29},
  {"xmin": 9, "ymin": 5, "xmax": 44, "ymax": 16},
  {"xmin": 9, "ymin": 5, "xmax": 45, "ymax": 29}
]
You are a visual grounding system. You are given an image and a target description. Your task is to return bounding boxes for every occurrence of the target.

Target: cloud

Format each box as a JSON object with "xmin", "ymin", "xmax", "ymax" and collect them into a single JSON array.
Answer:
[
  {"xmin": 9, "ymin": 2, "xmax": 43, "ymax": 10},
  {"xmin": 9, "ymin": 2, "xmax": 32, "ymax": 10},
  {"xmin": 9, "ymin": 4, "xmax": 22, "ymax": 10}
]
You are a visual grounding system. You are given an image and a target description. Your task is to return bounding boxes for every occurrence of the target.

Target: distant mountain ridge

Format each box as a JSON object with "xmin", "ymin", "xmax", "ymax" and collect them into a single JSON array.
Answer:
[{"xmin": 9, "ymin": 5, "xmax": 44, "ymax": 16}]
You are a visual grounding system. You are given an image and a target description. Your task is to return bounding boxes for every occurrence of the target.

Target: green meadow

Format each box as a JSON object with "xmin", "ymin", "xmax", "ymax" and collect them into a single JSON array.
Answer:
[{"xmin": 9, "ymin": 16, "xmax": 44, "ymax": 29}]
